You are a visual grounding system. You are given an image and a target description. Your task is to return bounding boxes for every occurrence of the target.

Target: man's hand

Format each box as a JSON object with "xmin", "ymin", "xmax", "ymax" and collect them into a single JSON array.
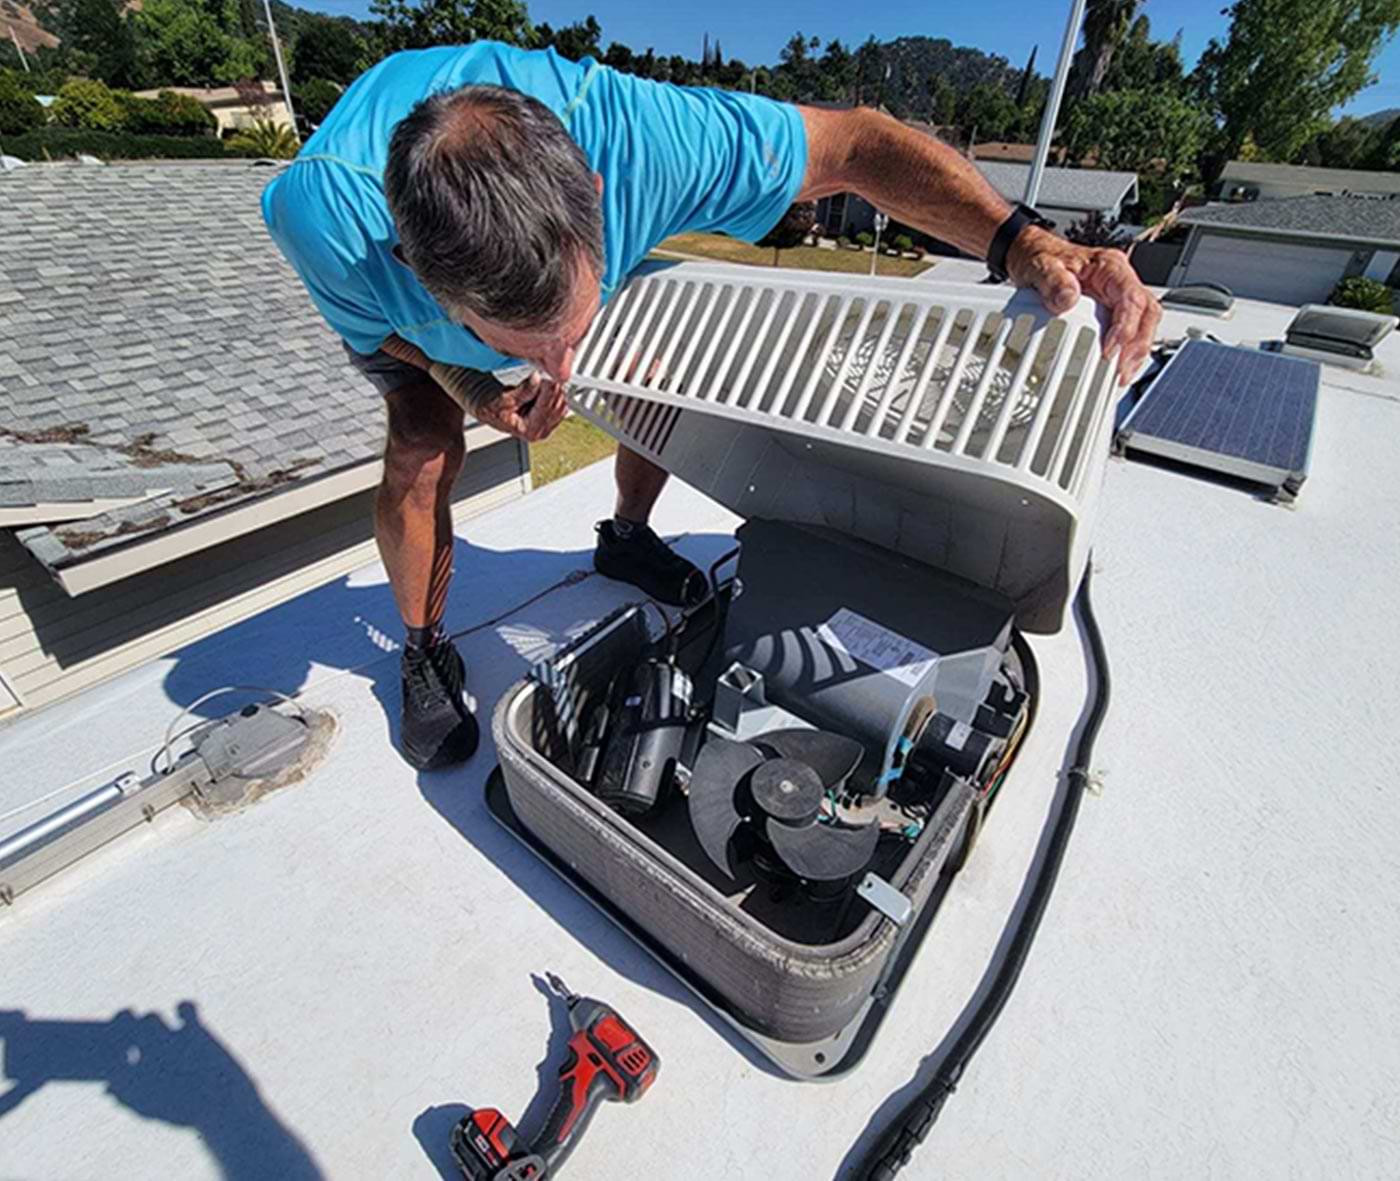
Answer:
[
  {"xmin": 473, "ymin": 373, "xmax": 569, "ymax": 442},
  {"xmin": 1007, "ymin": 226, "xmax": 1161, "ymax": 387}
]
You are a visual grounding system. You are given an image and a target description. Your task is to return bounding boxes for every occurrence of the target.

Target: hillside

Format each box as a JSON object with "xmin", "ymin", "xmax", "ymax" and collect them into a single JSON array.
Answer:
[
  {"xmin": 1361, "ymin": 107, "xmax": 1399, "ymax": 129},
  {"xmin": 0, "ymin": 0, "xmax": 57, "ymax": 52},
  {"xmin": 879, "ymin": 35, "xmax": 1026, "ymax": 119}
]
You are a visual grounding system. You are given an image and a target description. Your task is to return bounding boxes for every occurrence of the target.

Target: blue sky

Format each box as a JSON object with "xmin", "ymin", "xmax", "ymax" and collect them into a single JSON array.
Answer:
[{"xmin": 299, "ymin": 0, "xmax": 1400, "ymax": 116}]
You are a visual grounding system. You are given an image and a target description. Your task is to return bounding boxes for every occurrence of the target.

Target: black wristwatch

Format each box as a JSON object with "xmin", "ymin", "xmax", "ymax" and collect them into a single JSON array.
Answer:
[{"xmin": 986, "ymin": 203, "xmax": 1055, "ymax": 282}]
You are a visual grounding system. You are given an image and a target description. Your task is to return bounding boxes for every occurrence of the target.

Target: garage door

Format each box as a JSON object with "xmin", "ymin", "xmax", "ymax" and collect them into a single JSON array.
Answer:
[{"xmin": 1181, "ymin": 232, "xmax": 1355, "ymax": 306}]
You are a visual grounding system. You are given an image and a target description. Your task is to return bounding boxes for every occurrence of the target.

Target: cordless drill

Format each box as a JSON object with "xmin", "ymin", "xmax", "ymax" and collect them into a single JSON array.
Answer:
[{"xmin": 451, "ymin": 975, "xmax": 659, "ymax": 1180}]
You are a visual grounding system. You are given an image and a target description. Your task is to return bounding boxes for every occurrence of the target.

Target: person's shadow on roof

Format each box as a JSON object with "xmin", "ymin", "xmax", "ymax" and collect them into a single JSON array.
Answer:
[{"xmin": 0, "ymin": 1000, "xmax": 323, "ymax": 1180}]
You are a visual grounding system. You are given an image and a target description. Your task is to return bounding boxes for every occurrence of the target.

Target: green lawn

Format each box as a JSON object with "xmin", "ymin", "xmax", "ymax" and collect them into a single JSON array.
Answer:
[
  {"xmin": 657, "ymin": 231, "xmax": 933, "ymax": 278},
  {"xmin": 530, "ymin": 415, "xmax": 617, "ymax": 487}
]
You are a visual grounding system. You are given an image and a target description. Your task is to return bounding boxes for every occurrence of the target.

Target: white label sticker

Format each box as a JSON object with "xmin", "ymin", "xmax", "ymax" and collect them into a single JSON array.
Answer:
[
  {"xmin": 946, "ymin": 721, "xmax": 972, "ymax": 751},
  {"xmin": 816, "ymin": 608, "xmax": 938, "ymax": 688}
]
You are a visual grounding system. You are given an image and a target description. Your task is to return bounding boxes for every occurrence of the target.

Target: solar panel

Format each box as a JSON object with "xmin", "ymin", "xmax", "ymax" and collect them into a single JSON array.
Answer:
[{"xmin": 1116, "ymin": 339, "xmax": 1320, "ymax": 501}]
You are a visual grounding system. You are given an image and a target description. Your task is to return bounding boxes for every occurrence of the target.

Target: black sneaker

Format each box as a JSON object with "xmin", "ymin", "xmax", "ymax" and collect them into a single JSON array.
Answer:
[
  {"xmin": 593, "ymin": 520, "xmax": 707, "ymax": 608},
  {"xmin": 400, "ymin": 640, "xmax": 479, "ymax": 770}
]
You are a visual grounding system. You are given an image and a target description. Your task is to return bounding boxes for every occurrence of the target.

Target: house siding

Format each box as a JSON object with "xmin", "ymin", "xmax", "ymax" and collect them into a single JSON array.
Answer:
[{"xmin": 0, "ymin": 438, "xmax": 528, "ymax": 719}]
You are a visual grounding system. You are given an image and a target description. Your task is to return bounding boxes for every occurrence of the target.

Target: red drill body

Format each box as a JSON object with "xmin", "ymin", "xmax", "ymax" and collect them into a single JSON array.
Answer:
[{"xmin": 452, "ymin": 976, "xmax": 659, "ymax": 1181}]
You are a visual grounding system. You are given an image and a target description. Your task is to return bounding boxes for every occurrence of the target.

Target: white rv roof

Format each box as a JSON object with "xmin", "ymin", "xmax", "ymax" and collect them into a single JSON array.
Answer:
[{"xmin": 1, "ymin": 283, "xmax": 1398, "ymax": 1180}]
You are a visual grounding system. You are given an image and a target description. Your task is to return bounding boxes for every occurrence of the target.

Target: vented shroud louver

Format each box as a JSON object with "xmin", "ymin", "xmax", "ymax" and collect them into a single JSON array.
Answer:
[{"xmin": 568, "ymin": 262, "xmax": 1117, "ymax": 632}]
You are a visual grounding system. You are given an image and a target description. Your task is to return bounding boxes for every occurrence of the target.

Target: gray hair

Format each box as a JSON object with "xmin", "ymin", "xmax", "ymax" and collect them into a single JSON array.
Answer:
[{"xmin": 384, "ymin": 84, "xmax": 604, "ymax": 330}]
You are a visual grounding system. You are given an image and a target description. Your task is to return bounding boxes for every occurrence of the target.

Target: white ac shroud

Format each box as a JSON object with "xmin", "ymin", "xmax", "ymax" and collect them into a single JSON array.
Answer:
[{"xmin": 568, "ymin": 262, "xmax": 1117, "ymax": 634}]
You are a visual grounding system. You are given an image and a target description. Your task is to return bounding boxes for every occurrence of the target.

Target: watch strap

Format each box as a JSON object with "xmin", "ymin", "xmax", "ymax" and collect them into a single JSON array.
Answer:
[{"xmin": 986, "ymin": 203, "xmax": 1053, "ymax": 282}]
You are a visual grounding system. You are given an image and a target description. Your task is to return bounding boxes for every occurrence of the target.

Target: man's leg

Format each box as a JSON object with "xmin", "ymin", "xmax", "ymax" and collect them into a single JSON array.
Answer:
[
  {"xmin": 594, "ymin": 445, "xmax": 706, "ymax": 607},
  {"xmin": 378, "ymin": 382, "xmax": 465, "ymax": 629},
  {"xmin": 612, "ymin": 445, "xmax": 669, "ymax": 524},
  {"xmin": 379, "ymin": 381, "xmax": 479, "ymax": 769}
]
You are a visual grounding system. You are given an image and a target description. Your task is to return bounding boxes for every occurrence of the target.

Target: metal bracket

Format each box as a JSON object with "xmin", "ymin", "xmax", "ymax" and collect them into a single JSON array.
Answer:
[
  {"xmin": 0, "ymin": 705, "xmax": 311, "ymax": 907},
  {"xmin": 857, "ymin": 872, "xmax": 913, "ymax": 927}
]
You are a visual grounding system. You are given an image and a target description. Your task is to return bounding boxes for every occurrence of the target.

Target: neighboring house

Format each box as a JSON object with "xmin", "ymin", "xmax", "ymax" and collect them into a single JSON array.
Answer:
[
  {"xmin": 1168, "ymin": 194, "xmax": 1400, "ymax": 306},
  {"xmin": 131, "ymin": 82, "xmax": 294, "ymax": 134},
  {"xmin": 1217, "ymin": 161, "xmax": 1400, "ymax": 203},
  {"xmin": 0, "ymin": 161, "xmax": 530, "ymax": 718},
  {"xmin": 817, "ymin": 159, "xmax": 1138, "ymax": 243}
]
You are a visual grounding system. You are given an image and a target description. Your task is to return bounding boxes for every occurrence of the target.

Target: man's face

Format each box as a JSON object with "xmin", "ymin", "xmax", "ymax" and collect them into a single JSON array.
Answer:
[{"xmin": 457, "ymin": 258, "xmax": 602, "ymax": 384}]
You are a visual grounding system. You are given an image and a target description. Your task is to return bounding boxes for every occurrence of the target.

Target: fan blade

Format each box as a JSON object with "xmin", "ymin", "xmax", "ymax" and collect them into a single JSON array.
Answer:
[
  {"xmin": 754, "ymin": 729, "xmax": 864, "ymax": 791},
  {"xmin": 687, "ymin": 736, "xmax": 763, "ymax": 878},
  {"xmin": 766, "ymin": 817, "xmax": 880, "ymax": 882}
]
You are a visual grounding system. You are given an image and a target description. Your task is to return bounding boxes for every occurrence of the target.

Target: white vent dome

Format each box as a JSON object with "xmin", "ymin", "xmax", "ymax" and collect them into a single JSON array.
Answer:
[{"xmin": 570, "ymin": 262, "xmax": 1117, "ymax": 633}]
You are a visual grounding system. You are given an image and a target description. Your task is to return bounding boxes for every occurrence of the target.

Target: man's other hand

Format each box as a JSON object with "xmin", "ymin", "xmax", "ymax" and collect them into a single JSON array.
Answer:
[
  {"xmin": 1006, "ymin": 226, "xmax": 1161, "ymax": 387},
  {"xmin": 475, "ymin": 373, "xmax": 568, "ymax": 442}
]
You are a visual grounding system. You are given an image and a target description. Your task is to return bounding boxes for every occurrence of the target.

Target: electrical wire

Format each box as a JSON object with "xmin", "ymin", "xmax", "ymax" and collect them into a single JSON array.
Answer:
[{"xmin": 852, "ymin": 563, "xmax": 1111, "ymax": 1180}]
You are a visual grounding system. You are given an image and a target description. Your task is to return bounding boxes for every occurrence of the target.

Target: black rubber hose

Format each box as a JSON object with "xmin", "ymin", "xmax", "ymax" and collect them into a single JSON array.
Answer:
[{"xmin": 852, "ymin": 565, "xmax": 1111, "ymax": 1181}]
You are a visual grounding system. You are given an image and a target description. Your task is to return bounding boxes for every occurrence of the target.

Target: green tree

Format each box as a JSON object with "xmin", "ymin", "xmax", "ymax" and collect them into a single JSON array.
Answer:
[
  {"xmin": 928, "ymin": 75, "xmax": 958, "ymax": 125},
  {"xmin": 1070, "ymin": 0, "xmax": 1140, "ymax": 100},
  {"xmin": 1101, "ymin": 14, "xmax": 1185, "ymax": 94},
  {"xmin": 131, "ymin": 0, "xmax": 262, "ymax": 87},
  {"xmin": 122, "ymin": 88, "xmax": 218, "ymax": 135},
  {"xmin": 371, "ymin": 0, "xmax": 534, "ymax": 53},
  {"xmin": 1194, "ymin": 0, "xmax": 1400, "ymax": 183},
  {"xmin": 296, "ymin": 78, "xmax": 341, "ymax": 125},
  {"xmin": 1064, "ymin": 88, "xmax": 1210, "ymax": 185},
  {"xmin": 958, "ymin": 81, "xmax": 1019, "ymax": 142},
  {"xmin": 817, "ymin": 39, "xmax": 854, "ymax": 103},
  {"xmin": 756, "ymin": 201, "xmax": 816, "ymax": 265},
  {"xmin": 0, "ymin": 71, "xmax": 47, "ymax": 134},
  {"xmin": 51, "ymin": 77, "xmax": 125, "ymax": 129},
  {"xmin": 1300, "ymin": 116, "xmax": 1382, "ymax": 167},
  {"xmin": 1369, "ymin": 115, "xmax": 1400, "ymax": 169},
  {"xmin": 538, "ymin": 16, "xmax": 602, "ymax": 62},
  {"xmin": 601, "ymin": 42, "xmax": 634, "ymax": 72},
  {"xmin": 291, "ymin": 14, "xmax": 367, "ymax": 85},
  {"xmin": 31, "ymin": 0, "xmax": 138, "ymax": 88}
]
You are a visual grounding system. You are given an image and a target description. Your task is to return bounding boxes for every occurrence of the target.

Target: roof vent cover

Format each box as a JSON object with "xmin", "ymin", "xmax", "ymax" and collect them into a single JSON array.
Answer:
[
  {"xmin": 1284, "ymin": 303, "xmax": 1398, "ymax": 360},
  {"xmin": 1162, "ymin": 282, "xmax": 1236, "ymax": 317},
  {"xmin": 569, "ymin": 262, "xmax": 1117, "ymax": 633}
]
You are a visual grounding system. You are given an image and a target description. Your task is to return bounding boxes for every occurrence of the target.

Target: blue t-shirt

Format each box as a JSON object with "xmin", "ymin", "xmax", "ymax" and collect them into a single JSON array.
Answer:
[{"xmin": 262, "ymin": 43, "xmax": 808, "ymax": 371}]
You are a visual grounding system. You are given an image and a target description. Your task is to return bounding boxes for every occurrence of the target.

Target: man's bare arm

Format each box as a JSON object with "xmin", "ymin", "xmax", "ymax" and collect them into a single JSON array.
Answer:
[
  {"xmin": 796, "ymin": 106, "xmax": 1161, "ymax": 385},
  {"xmin": 379, "ymin": 334, "xmax": 567, "ymax": 442}
]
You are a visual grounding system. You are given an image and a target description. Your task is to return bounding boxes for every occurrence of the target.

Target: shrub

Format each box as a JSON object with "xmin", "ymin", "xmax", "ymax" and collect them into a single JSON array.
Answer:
[
  {"xmin": 1, "ymin": 128, "xmax": 253, "ymax": 161},
  {"xmin": 296, "ymin": 78, "xmax": 341, "ymax": 127},
  {"xmin": 51, "ymin": 79, "xmax": 125, "ymax": 131},
  {"xmin": 1329, "ymin": 276, "xmax": 1396, "ymax": 315},
  {"xmin": 0, "ymin": 71, "xmax": 45, "ymax": 135},
  {"xmin": 227, "ymin": 118, "xmax": 299, "ymax": 160},
  {"xmin": 855, "ymin": 230, "xmax": 874, "ymax": 248},
  {"xmin": 893, "ymin": 234, "xmax": 914, "ymax": 253},
  {"xmin": 1064, "ymin": 211, "xmax": 1132, "ymax": 252},
  {"xmin": 122, "ymin": 90, "xmax": 217, "ymax": 137},
  {"xmin": 835, "ymin": 233, "xmax": 849, "ymax": 247}
]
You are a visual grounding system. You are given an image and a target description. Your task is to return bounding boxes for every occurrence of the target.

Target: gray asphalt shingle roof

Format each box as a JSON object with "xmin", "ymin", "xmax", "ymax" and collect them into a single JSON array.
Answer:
[
  {"xmin": 974, "ymin": 161, "xmax": 1139, "ymax": 213},
  {"xmin": 1179, "ymin": 194, "xmax": 1400, "ymax": 246},
  {"xmin": 0, "ymin": 161, "xmax": 385, "ymax": 568}
]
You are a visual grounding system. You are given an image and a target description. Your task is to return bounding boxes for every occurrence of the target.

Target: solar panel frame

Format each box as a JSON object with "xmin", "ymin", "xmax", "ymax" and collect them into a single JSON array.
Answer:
[{"xmin": 1116, "ymin": 339, "xmax": 1320, "ymax": 500}]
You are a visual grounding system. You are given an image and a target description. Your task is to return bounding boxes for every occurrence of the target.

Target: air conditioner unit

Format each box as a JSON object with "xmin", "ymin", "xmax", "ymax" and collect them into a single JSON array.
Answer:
[
  {"xmin": 1280, "ymin": 303, "xmax": 1398, "ymax": 370},
  {"xmin": 491, "ymin": 263, "xmax": 1117, "ymax": 1079}
]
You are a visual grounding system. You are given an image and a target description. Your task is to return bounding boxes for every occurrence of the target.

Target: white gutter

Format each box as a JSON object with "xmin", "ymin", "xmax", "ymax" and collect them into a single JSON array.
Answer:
[{"xmin": 44, "ymin": 422, "xmax": 510, "ymax": 596}]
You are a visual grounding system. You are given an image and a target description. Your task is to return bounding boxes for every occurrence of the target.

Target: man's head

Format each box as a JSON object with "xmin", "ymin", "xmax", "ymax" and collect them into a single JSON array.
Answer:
[{"xmin": 384, "ymin": 85, "xmax": 604, "ymax": 381}]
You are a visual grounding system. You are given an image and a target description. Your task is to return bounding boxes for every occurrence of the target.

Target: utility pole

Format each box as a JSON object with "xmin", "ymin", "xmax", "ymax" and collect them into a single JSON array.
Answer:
[
  {"xmin": 1024, "ymin": 0, "xmax": 1086, "ymax": 208},
  {"xmin": 260, "ymin": 0, "xmax": 299, "ymax": 142},
  {"xmin": 8, "ymin": 26, "xmax": 30, "ymax": 72}
]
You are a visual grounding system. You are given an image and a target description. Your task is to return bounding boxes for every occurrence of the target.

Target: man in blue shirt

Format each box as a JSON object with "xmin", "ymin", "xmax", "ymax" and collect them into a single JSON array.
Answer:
[{"xmin": 264, "ymin": 42, "xmax": 1159, "ymax": 770}]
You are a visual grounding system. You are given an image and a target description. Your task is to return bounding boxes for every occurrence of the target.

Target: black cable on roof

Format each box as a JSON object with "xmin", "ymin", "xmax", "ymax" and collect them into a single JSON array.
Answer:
[{"xmin": 851, "ymin": 562, "xmax": 1111, "ymax": 1181}]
